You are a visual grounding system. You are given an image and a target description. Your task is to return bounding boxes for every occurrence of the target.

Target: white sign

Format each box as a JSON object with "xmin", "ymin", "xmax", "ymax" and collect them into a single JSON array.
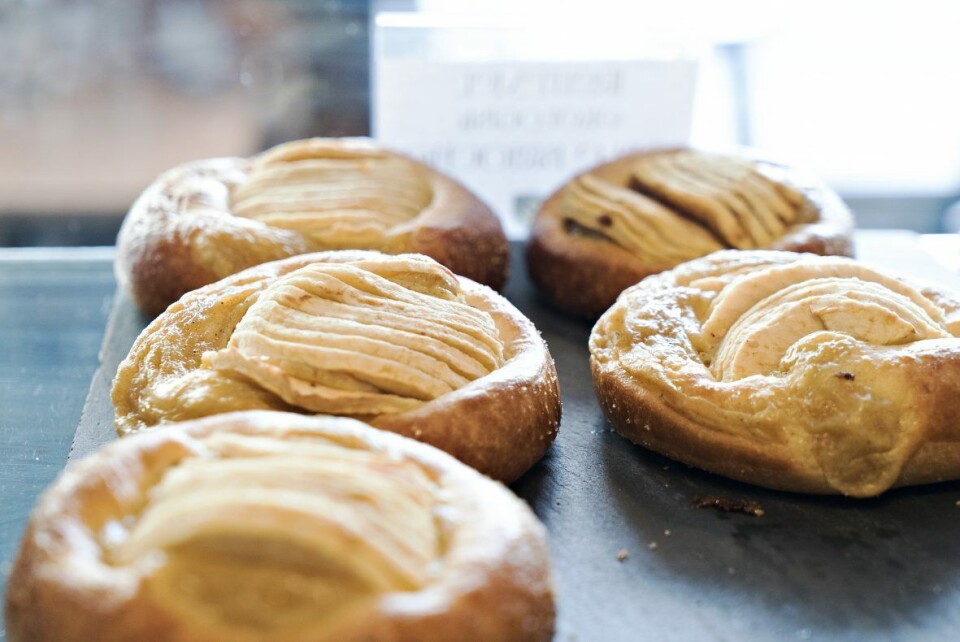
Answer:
[{"xmin": 374, "ymin": 58, "xmax": 698, "ymax": 239}]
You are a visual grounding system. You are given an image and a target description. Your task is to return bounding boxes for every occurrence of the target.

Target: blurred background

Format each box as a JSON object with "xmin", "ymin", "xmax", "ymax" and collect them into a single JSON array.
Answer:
[{"xmin": 2, "ymin": 0, "xmax": 959, "ymax": 245}]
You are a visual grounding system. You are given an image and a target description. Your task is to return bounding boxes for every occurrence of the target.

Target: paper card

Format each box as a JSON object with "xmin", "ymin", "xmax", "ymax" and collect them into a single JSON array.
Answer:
[{"xmin": 373, "ymin": 57, "xmax": 698, "ymax": 239}]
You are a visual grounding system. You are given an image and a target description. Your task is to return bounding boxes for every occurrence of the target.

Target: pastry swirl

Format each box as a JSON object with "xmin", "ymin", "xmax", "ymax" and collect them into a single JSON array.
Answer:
[
  {"xmin": 528, "ymin": 148, "xmax": 854, "ymax": 318},
  {"xmin": 116, "ymin": 138, "xmax": 508, "ymax": 316},
  {"xmin": 112, "ymin": 251, "xmax": 561, "ymax": 482},
  {"xmin": 590, "ymin": 250, "xmax": 960, "ymax": 496},
  {"xmin": 5, "ymin": 411, "xmax": 555, "ymax": 641}
]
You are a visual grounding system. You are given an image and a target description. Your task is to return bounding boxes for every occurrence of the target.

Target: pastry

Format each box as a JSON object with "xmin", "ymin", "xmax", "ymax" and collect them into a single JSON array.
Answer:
[
  {"xmin": 116, "ymin": 138, "xmax": 508, "ymax": 316},
  {"xmin": 5, "ymin": 411, "xmax": 555, "ymax": 641},
  {"xmin": 590, "ymin": 250, "xmax": 960, "ymax": 496},
  {"xmin": 111, "ymin": 251, "xmax": 560, "ymax": 482},
  {"xmin": 528, "ymin": 148, "xmax": 854, "ymax": 317}
]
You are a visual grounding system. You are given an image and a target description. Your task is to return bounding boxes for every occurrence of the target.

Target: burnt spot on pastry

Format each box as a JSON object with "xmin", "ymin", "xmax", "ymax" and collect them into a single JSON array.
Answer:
[
  {"xmin": 835, "ymin": 371, "xmax": 856, "ymax": 381},
  {"xmin": 562, "ymin": 217, "xmax": 614, "ymax": 241}
]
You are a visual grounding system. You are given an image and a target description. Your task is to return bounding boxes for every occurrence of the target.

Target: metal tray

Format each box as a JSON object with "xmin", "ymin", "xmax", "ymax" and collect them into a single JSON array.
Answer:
[{"xmin": 73, "ymin": 232, "xmax": 960, "ymax": 641}]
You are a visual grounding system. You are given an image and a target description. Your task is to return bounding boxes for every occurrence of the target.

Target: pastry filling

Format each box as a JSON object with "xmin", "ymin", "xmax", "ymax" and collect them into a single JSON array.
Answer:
[
  {"xmin": 230, "ymin": 139, "xmax": 433, "ymax": 250},
  {"xmin": 106, "ymin": 431, "xmax": 441, "ymax": 630},
  {"xmin": 561, "ymin": 173, "xmax": 722, "ymax": 263},
  {"xmin": 630, "ymin": 150, "xmax": 811, "ymax": 249},
  {"xmin": 203, "ymin": 255, "xmax": 505, "ymax": 416},
  {"xmin": 702, "ymin": 259, "xmax": 950, "ymax": 381},
  {"xmin": 563, "ymin": 150, "xmax": 814, "ymax": 253}
]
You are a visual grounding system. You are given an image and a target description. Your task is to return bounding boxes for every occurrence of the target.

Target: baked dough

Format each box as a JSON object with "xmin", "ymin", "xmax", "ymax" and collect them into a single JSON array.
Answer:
[
  {"xmin": 112, "ymin": 251, "xmax": 560, "ymax": 482},
  {"xmin": 590, "ymin": 250, "xmax": 960, "ymax": 496},
  {"xmin": 5, "ymin": 411, "xmax": 555, "ymax": 641},
  {"xmin": 116, "ymin": 138, "xmax": 509, "ymax": 316},
  {"xmin": 528, "ymin": 148, "xmax": 854, "ymax": 318}
]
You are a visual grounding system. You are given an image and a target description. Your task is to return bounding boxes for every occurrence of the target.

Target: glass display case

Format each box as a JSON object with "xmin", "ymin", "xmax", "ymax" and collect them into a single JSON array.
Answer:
[{"xmin": 3, "ymin": 3, "xmax": 960, "ymax": 641}]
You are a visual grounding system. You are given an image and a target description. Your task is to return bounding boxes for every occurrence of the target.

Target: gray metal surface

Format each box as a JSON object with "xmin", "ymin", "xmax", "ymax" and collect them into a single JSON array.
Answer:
[
  {"xmin": 513, "ymin": 293, "xmax": 960, "ymax": 642},
  {"xmin": 0, "ymin": 249, "xmax": 115, "ymax": 639},
  {"xmin": 9, "ymin": 233, "xmax": 960, "ymax": 641},
  {"xmin": 69, "ymin": 291, "xmax": 150, "ymax": 462}
]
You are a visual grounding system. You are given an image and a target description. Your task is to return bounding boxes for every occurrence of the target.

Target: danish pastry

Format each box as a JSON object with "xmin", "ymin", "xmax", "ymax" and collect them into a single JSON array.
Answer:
[
  {"xmin": 590, "ymin": 250, "xmax": 960, "ymax": 496},
  {"xmin": 528, "ymin": 148, "xmax": 854, "ymax": 317},
  {"xmin": 116, "ymin": 138, "xmax": 508, "ymax": 315},
  {"xmin": 5, "ymin": 411, "xmax": 555, "ymax": 641},
  {"xmin": 111, "ymin": 251, "xmax": 560, "ymax": 482}
]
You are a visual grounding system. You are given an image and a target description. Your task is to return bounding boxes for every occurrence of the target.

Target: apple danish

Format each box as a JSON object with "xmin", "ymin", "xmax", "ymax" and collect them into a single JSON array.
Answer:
[
  {"xmin": 590, "ymin": 250, "xmax": 960, "ymax": 496},
  {"xmin": 528, "ymin": 148, "xmax": 854, "ymax": 317},
  {"xmin": 111, "ymin": 251, "xmax": 560, "ymax": 482},
  {"xmin": 5, "ymin": 411, "xmax": 555, "ymax": 641},
  {"xmin": 116, "ymin": 138, "xmax": 508, "ymax": 315}
]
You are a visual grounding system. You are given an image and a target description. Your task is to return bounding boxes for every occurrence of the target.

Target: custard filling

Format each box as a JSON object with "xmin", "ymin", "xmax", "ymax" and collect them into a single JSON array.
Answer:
[{"xmin": 231, "ymin": 140, "xmax": 433, "ymax": 250}]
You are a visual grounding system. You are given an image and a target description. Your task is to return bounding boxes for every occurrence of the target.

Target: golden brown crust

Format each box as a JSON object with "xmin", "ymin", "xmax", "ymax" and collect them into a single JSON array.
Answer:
[
  {"xmin": 5, "ymin": 411, "xmax": 555, "ymax": 642},
  {"xmin": 111, "ymin": 251, "xmax": 560, "ymax": 483},
  {"xmin": 590, "ymin": 250, "xmax": 960, "ymax": 496},
  {"xmin": 527, "ymin": 148, "xmax": 854, "ymax": 318},
  {"xmin": 592, "ymin": 359, "xmax": 828, "ymax": 494},
  {"xmin": 116, "ymin": 139, "xmax": 508, "ymax": 317},
  {"xmin": 387, "ymin": 170, "xmax": 510, "ymax": 295}
]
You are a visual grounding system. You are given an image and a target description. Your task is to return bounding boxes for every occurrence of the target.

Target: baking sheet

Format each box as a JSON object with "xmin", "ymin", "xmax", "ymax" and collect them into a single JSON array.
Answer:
[{"xmin": 73, "ymin": 232, "xmax": 960, "ymax": 641}]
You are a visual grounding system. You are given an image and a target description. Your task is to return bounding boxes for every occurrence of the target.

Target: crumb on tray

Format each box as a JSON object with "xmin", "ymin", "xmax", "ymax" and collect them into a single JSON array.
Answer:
[{"xmin": 693, "ymin": 495, "xmax": 765, "ymax": 516}]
